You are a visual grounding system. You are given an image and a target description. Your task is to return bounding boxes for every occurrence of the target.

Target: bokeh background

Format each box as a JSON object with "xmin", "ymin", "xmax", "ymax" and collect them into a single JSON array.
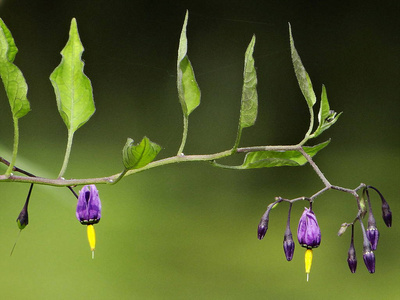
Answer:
[{"xmin": 0, "ymin": 0, "xmax": 399, "ymax": 299}]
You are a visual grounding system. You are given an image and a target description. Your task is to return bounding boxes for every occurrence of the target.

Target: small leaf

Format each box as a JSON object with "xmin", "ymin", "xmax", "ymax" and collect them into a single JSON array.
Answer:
[
  {"xmin": 50, "ymin": 18, "xmax": 95, "ymax": 133},
  {"xmin": 123, "ymin": 137, "xmax": 162, "ymax": 170},
  {"xmin": 235, "ymin": 140, "xmax": 330, "ymax": 169},
  {"xmin": 177, "ymin": 10, "xmax": 201, "ymax": 117},
  {"xmin": 239, "ymin": 35, "xmax": 258, "ymax": 129},
  {"xmin": 289, "ymin": 24, "xmax": 316, "ymax": 109},
  {"xmin": 0, "ymin": 19, "xmax": 30, "ymax": 119},
  {"xmin": 312, "ymin": 85, "xmax": 342, "ymax": 138}
]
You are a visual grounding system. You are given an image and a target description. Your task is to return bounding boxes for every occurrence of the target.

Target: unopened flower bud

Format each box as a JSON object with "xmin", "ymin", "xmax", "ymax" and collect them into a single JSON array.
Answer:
[
  {"xmin": 365, "ymin": 188, "xmax": 379, "ymax": 250},
  {"xmin": 363, "ymin": 251, "xmax": 375, "ymax": 274},
  {"xmin": 16, "ymin": 183, "xmax": 34, "ymax": 230},
  {"xmin": 366, "ymin": 225, "xmax": 379, "ymax": 251},
  {"xmin": 283, "ymin": 232, "xmax": 295, "ymax": 261},
  {"xmin": 368, "ymin": 186, "xmax": 392, "ymax": 228},
  {"xmin": 360, "ymin": 219, "xmax": 375, "ymax": 273},
  {"xmin": 257, "ymin": 201, "xmax": 280, "ymax": 240},
  {"xmin": 283, "ymin": 203, "xmax": 295, "ymax": 261},
  {"xmin": 381, "ymin": 199, "xmax": 392, "ymax": 228},
  {"xmin": 347, "ymin": 225, "xmax": 357, "ymax": 273}
]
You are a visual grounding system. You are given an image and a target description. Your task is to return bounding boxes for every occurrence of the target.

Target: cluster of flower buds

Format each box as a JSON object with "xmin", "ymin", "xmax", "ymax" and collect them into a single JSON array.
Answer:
[
  {"xmin": 76, "ymin": 184, "xmax": 102, "ymax": 258},
  {"xmin": 339, "ymin": 186, "xmax": 392, "ymax": 274},
  {"xmin": 258, "ymin": 185, "xmax": 391, "ymax": 280},
  {"xmin": 258, "ymin": 200, "xmax": 321, "ymax": 281}
]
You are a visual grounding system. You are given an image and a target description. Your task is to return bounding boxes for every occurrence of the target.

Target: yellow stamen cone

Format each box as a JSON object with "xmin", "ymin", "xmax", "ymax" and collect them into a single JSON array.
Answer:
[
  {"xmin": 305, "ymin": 249, "xmax": 313, "ymax": 281},
  {"xmin": 87, "ymin": 225, "xmax": 96, "ymax": 259}
]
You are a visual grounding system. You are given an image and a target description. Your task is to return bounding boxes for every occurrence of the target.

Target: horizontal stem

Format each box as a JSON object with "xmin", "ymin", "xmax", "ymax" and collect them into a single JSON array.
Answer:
[{"xmin": 0, "ymin": 143, "xmax": 304, "ymax": 187}]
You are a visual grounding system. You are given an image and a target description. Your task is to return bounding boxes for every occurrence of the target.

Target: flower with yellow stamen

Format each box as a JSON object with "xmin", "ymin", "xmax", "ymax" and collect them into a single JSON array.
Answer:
[
  {"xmin": 76, "ymin": 184, "xmax": 102, "ymax": 258},
  {"xmin": 297, "ymin": 207, "xmax": 321, "ymax": 281}
]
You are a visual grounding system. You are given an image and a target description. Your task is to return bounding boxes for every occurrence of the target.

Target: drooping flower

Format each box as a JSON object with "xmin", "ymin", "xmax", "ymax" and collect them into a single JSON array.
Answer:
[
  {"xmin": 76, "ymin": 184, "xmax": 101, "ymax": 225},
  {"xmin": 297, "ymin": 207, "xmax": 321, "ymax": 249},
  {"xmin": 297, "ymin": 207, "xmax": 321, "ymax": 281},
  {"xmin": 76, "ymin": 185, "xmax": 102, "ymax": 258}
]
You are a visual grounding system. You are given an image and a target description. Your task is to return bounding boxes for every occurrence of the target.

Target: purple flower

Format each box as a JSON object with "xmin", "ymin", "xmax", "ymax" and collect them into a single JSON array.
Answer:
[
  {"xmin": 76, "ymin": 185, "xmax": 101, "ymax": 225},
  {"xmin": 283, "ymin": 232, "xmax": 295, "ymax": 261},
  {"xmin": 366, "ymin": 225, "xmax": 379, "ymax": 251},
  {"xmin": 283, "ymin": 203, "xmax": 295, "ymax": 261},
  {"xmin": 297, "ymin": 207, "xmax": 321, "ymax": 248},
  {"xmin": 347, "ymin": 225, "xmax": 357, "ymax": 273},
  {"xmin": 381, "ymin": 199, "xmax": 392, "ymax": 228},
  {"xmin": 363, "ymin": 251, "xmax": 375, "ymax": 274}
]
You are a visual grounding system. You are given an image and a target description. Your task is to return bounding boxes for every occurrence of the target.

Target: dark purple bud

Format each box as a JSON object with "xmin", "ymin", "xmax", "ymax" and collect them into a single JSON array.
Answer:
[
  {"xmin": 283, "ymin": 232, "xmax": 295, "ymax": 261},
  {"xmin": 283, "ymin": 204, "xmax": 295, "ymax": 261},
  {"xmin": 365, "ymin": 189, "xmax": 379, "ymax": 250},
  {"xmin": 16, "ymin": 184, "xmax": 34, "ymax": 230},
  {"xmin": 347, "ymin": 224, "xmax": 357, "ymax": 273},
  {"xmin": 360, "ymin": 218, "xmax": 375, "ymax": 273},
  {"xmin": 258, "ymin": 201, "xmax": 280, "ymax": 240},
  {"xmin": 258, "ymin": 222, "xmax": 268, "ymax": 240},
  {"xmin": 363, "ymin": 251, "xmax": 375, "ymax": 274},
  {"xmin": 76, "ymin": 185, "xmax": 102, "ymax": 225},
  {"xmin": 381, "ymin": 199, "xmax": 392, "ymax": 227},
  {"xmin": 366, "ymin": 225, "xmax": 379, "ymax": 251},
  {"xmin": 297, "ymin": 207, "xmax": 321, "ymax": 248},
  {"xmin": 368, "ymin": 186, "xmax": 392, "ymax": 227}
]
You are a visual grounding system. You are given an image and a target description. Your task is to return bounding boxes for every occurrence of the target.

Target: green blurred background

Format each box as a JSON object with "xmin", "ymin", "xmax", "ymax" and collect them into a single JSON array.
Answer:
[{"xmin": 0, "ymin": 0, "xmax": 399, "ymax": 299}]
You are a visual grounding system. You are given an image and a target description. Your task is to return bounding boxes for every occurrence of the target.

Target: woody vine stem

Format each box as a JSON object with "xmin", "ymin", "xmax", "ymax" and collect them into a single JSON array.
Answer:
[{"xmin": 0, "ymin": 11, "xmax": 392, "ymax": 277}]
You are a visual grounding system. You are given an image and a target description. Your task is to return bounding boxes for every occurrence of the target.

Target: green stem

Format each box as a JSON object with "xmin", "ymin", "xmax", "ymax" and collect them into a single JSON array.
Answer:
[
  {"xmin": 5, "ymin": 117, "xmax": 19, "ymax": 177},
  {"xmin": 298, "ymin": 105, "xmax": 314, "ymax": 146},
  {"xmin": 177, "ymin": 115, "xmax": 189, "ymax": 155},
  {"xmin": 58, "ymin": 130, "xmax": 74, "ymax": 178}
]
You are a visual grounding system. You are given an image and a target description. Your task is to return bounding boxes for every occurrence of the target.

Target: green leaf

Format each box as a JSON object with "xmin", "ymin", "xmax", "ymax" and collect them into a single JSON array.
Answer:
[
  {"xmin": 0, "ymin": 19, "xmax": 30, "ymax": 119},
  {"xmin": 0, "ymin": 19, "xmax": 18, "ymax": 62},
  {"xmin": 239, "ymin": 35, "xmax": 258, "ymax": 129},
  {"xmin": 230, "ymin": 140, "xmax": 330, "ymax": 169},
  {"xmin": 50, "ymin": 18, "xmax": 95, "ymax": 133},
  {"xmin": 177, "ymin": 10, "xmax": 201, "ymax": 117},
  {"xmin": 311, "ymin": 85, "xmax": 342, "ymax": 138},
  {"xmin": 289, "ymin": 24, "xmax": 316, "ymax": 109},
  {"xmin": 123, "ymin": 137, "xmax": 162, "ymax": 170}
]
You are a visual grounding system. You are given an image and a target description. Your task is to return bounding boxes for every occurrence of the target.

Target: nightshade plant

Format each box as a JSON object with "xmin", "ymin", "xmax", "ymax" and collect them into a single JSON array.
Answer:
[{"xmin": 0, "ymin": 11, "xmax": 392, "ymax": 279}]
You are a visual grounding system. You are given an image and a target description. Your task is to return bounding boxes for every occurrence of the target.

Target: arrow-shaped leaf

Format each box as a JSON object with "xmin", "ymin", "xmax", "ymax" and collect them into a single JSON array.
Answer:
[
  {"xmin": 177, "ymin": 10, "xmax": 201, "ymax": 117},
  {"xmin": 239, "ymin": 35, "xmax": 258, "ymax": 129},
  {"xmin": 289, "ymin": 24, "xmax": 316, "ymax": 109},
  {"xmin": 50, "ymin": 18, "xmax": 95, "ymax": 133},
  {"xmin": 0, "ymin": 19, "xmax": 30, "ymax": 119}
]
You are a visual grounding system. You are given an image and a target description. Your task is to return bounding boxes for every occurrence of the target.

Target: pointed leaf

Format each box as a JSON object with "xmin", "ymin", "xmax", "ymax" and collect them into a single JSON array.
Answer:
[
  {"xmin": 0, "ymin": 19, "xmax": 18, "ymax": 62},
  {"xmin": 289, "ymin": 24, "xmax": 316, "ymax": 109},
  {"xmin": 0, "ymin": 19, "xmax": 30, "ymax": 119},
  {"xmin": 235, "ymin": 140, "xmax": 330, "ymax": 169},
  {"xmin": 312, "ymin": 85, "xmax": 342, "ymax": 138},
  {"xmin": 123, "ymin": 137, "xmax": 162, "ymax": 170},
  {"xmin": 177, "ymin": 11, "xmax": 201, "ymax": 117},
  {"xmin": 50, "ymin": 18, "xmax": 95, "ymax": 133},
  {"xmin": 239, "ymin": 35, "xmax": 258, "ymax": 129}
]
